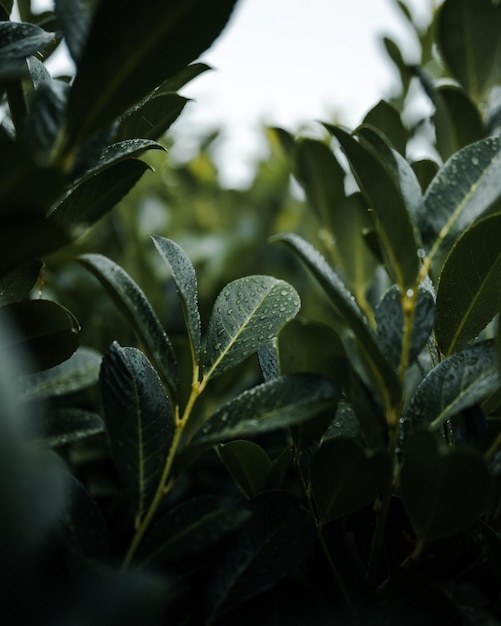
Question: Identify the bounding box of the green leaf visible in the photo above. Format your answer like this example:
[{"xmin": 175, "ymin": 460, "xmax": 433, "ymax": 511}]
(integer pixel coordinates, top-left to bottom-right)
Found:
[
  {"xmin": 50, "ymin": 159, "xmax": 151, "ymax": 230},
  {"xmin": 2, "ymin": 299, "xmax": 79, "ymax": 372},
  {"xmin": 382, "ymin": 36, "xmax": 412, "ymax": 96},
  {"xmin": 99, "ymin": 343, "xmax": 174, "ymax": 519},
  {"xmin": 0, "ymin": 259, "xmax": 42, "ymax": 305},
  {"xmin": 293, "ymin": 137, "xmax": 345, "ymax": 230},
  {"xmin": 433, "ymin": 85, "xmax": 485, "ymax": 161},
  {"xmin": 136, "ymin": 495, "xmax": 251, "ymax": 567},
  {"xmin": 311, "ymin": 438, "xmax": 392, "ymax": 523},
  {"xmin": 438, "ymin": 0, "xmax": 501, "ymax": 104},
  {"xmin": 273, "ymin": 233, "xmax": 401, "ymax": 405},
  {"xmin": 411, "ymin": 159, "xmax": 439, "ymax": 193},
  {"xmin": 203, "ymin": 275, "xmax": 300, "ymax": 381},
  {"xmin": 376, "ymin": 284, "xmax": 435, "ymax": 369},
  {"xmin": 39, "ymin": 409, "xmax": 104, "ymax": 448},
  {"xmin": 19, "ymin": 346, "xmax": 101, "ymax": 400},
  {"xmin": 192, "ymin": 374, "xmax": 339, "ymax": 450},
  {"xmin": 257, "ymin": 339, "xmax": 280, "ymax": 382},
  {"xmin": 363, "ymin": 99, "xmax": 407, "ymax": 155},
  {"xmin": 207, "ymin": 491, "xmax": 316, "ymax": 621},
  {"xmin": 326, "ymin": 124, "xmax": 421, "ymax": 289},
  {"xmin": 421, "ymin": 137, "xmax": 501, "ymax": 267},
  {"xmin": 116, "ymin": 93, "xmax": 188, "ymax": 142},
  {"xmin": 0, "ymin": 1, "xmax": 13, "ymax": 18},
  {"xmin": 65, "ymin": 0, "xmax": 238, "ymax": 149},
  {"xmin": 403, "ymin": 340, "xmax": 500, "ymax": 432},
  {"xmin": 151, "ymin": 236, "xmax": 201, "ymax": 365},
  {"xmin": 435, "ymin": 214, "xmax": 501, "ymax": 355},
  {"xmin": 54, "ymin": 0, "xmax": 90, "ymax": 63},
  {"xmin": 23, "ymin": 79, "xmax": 68, "ymax": 157},
  {"xmin": 154, "ymin": 61, "xmax": 211, "ymax": 93},
  {"xmin": 401, "ymin": 430, "xmax": 492, "ymax": 546},
  {"xmin": 217, "ymin": 440, "xmax": 271, "ymax": 498},
  {"xmin": 0, "ymin": 22, "xmax": 56, "ymax": 62},
  {"xmin": 78, "ymin": 253, "xmax": 179, "ymax": 397}
]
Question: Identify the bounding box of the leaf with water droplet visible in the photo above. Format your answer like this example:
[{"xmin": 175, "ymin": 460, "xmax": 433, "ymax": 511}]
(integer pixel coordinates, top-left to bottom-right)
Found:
[
  {"xmin": 203, "ymin": 275, "xmax": 300, "ymax": 381},
  {"xmin": 151, "ymin": 236, "xmax": 202, "ymax": 366},
  {"xmin": 435, "ymin": 214, "xmax": 501, "ymax": 356}
]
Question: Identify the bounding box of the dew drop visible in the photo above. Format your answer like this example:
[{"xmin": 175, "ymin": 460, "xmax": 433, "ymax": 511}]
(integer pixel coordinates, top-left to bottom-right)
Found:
[
  {"xmin": 471, "ymin": 156, "xmax": 479, "ymax": 166},
  {"xmin": 227, "ymin": 308, "xmax": 233, "ymax": 315},
  {"xmin": 406, "ymin": 289, "xmax": 414, "ymax": 298},
  {"xmin": 417, "ymin": 248, "xmax": 426, "ymax": 259},
  {"xmin": 215, "ymin": 343, "xmax": 222, "ymax": 350}
]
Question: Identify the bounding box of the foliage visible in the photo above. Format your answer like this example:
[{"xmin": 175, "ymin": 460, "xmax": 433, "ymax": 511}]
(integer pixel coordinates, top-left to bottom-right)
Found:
[{"xmin": 2, "ymin": 0, "xmax": 501, "ymax": 624}]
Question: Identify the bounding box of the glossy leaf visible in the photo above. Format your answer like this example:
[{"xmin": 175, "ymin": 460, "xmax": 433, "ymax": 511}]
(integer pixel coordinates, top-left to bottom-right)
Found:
[
  {"xmin": 293, "ymin": 137, "xmax": 345, "ymax": 230},
  {"xmin": 0, "ymin": 259, "xmax": 42, "ymax": 305},
  {"xmin": 152, "ymin": 236, "xmax": 201, "ymax": 364},
  {"xmin": 2, "ymin": 299, "xmax": 79, "ymax": 372},
  {"xmin": 155, "ymin": 61, "xmax": 211, "ymax": 93},
  {"xmin": 438, "ymin": 0, "xmax": 501, "ymax": 104},
  {"xmin": 273, "ymin": 233, "xmax": 401, "ymax": 404},
  {"xmin": 327, "ymin": 124, "xmax": 420, "ymax": 289},
  {"xmin": 99, "ymin": 343, "xmax": 174, "ymax": 519},
  {"xmin": 192, "ymin": 374, "xmax": 339, "ymax": 450},
  {"xmin": 40, "ymin": 409, "xmax": 104, "ymax": 448},
  {"xmin": 217, "ymin": 440, "xmax": 271, "ymax": 498},
  {"xmin": 54, "ymin": 0, "xmax": 90, "ymax": 63},
  {"xmin": 65, "ymin": 0, "xmax": 238, "ymax": 148},
  {"xmin": 363, "ymin": 99, "xmax": 407, "ymax": 155},
  {"xmin": 203, "ymin": 275, "xmax": 300, "ymax": 380},
  {"xmin": 136, "ymin": 495, "xmax": 251, "ymax": 567},
  {"xmin": 403, "ymin": 340, "xmax": 500, "ymax": 432},
  {"xmin": 78, "ymin": 253, "xmax": 179, "ymax": 396},
  {"xmin": 23, "ymin": 79, "xmax": 68, "ymax": 156},
  {"xmin": 435, "ymin": 214, "xmax": 501, "ymax": 355},
  {"xmin": 311, "ymin": 438, "xmax": 392, "ymax": 523},
  {"xmin": 257, "ymin": 339, "xmax": 280, "ymax": 382},
  {"xmin": 116, "ymin": 93, "xmax": 188, "ymax": 142},
  {"xmin": 19, "ymin": 346, "xmax": 102, "ymax": 400},
  {"xmin": 0, "ymin": 22, "xmax": 56, "ymax": 61},
  {"xmin": 421, "ymin": 135, "xmax": 501, "ymax": 267},
  {"xmin": 207, "ymin": 491, "xmax": 316, "ymax": 621},
  {"xmin": 433, "ymin": 85, "xmax": 485, "ymax": 161},
  {"xmin": 51, "ymin": 159, "xmax": 151, "ymax": 229},
  {"xmin": 376, "ymin": 284, "xmax": 435, "ymax": 369},
  {"xmin": 401, "ymin": 430, "xmax": 492, "ymax": 546}
]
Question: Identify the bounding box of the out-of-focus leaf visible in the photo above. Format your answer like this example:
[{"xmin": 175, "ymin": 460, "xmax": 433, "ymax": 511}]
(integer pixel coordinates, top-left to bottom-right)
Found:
[
  {"xmin": 55, "ymin": 0, "xmax": 90, "ymax": 63},
  {"xmin": 19, "ymin": 346, "xmax": 101, "ymax": 400},
  {"xmin": 152, "ymin": 236, "xmax": 201, "ymax": 365},
  {"xmin": 155, "ymin": 61, "xmax": 211, "ymax": 93},
  {"xmin": 217, "ymin": 440, "xmax": 271, "ymax": 498},
  {"xmin": 65, "ymin": 0, "xmax": 238, "ymax": 149},
  {"xmin": 203, "ymin": 275, "xmax": 300, "ymax": 381},
  {"xmin": 401, "ymin": 430, "xmax": 492, "ymax": 547},
  {"xmin": 382, "ymin": 36, "xmax": 412, "ymax": 95},
  {"xmin": 420, "ymin": 137, "xmax": 501, "ymax": 268},
  {"xmin": 273, "ymin": 233, "xmax": 401, "ymax": 405},
  {"xmin": 311, "ymin": 438, "xmax": 392, "ymax": 523},
  {"xmin": 23, "ymin": 79, "xmax": 68, "ymax": 156},
  {"xmin": 191, "ymin": 374, "xmax": 339, "ymax": 451},
  {"xmin": 438, "ymin": 0, "xmax": 501, "ymax": 104},
  {"xmin": 435, "ymin": 214, "xmax": 501, "ymax": 355},
  {"xmin": 411, "ymin": 159, "xmax": 439, "ymax": 193},
  {"xmin": 207, "ymin": 491, "xmax": 316, "ymax": 621},
  {"xmin": 0, "ymin": 259, "xmax": 42, "ymax": 305},
  {"xmin": 78, "ymin": 253, "xmax": 179, "ymax": 397},
  {"xmin": 116, "ymin": 93, "xmax": 188, "ymax": 142},
  {"xmin": 2, "ymin": 299, "xmax": 79, "ymax": 372},
  {"xmin": 99, "ymin": 343, "xmax": 174, "ymax": 520},
  {"xmin": 0, "ymin": 21, "xmax": 56, "ymax": 61},
  {"xmin": 433, "ymin": 85, "xmax": 485, "ymax": 161},
  {"xmin": 40, "ymin": 408, "xmax": 104, "ymax": 447},
  {"xmin": 363, "ymin": 99, "xmax": 407, "ymax": 155},
  {"xmin": 0, "ymin": 1, "xmax": 13, "ymax": 18},
  {"xmin": 136, "ymin": 495, "xmax": 251, "ymax": 567},
  {"xmin": 403, "ymin": 340, "xmax": 500, "ymax": 432}
]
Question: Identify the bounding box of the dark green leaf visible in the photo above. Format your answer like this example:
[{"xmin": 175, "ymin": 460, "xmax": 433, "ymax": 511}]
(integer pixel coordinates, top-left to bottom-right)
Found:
[
  {"xmin": 382, "ymin": 36, "xmax": 412, "ymax": 96},
  {"xmin": 411, "ymin": 159, "xmax": 439, "ymax": 193},
  {"xmin": 376, "ymin": 284, "xmax": 435, "ymax": 369},
  {"xmin": 136, "ymin": 495, "xmax": 251, "ymax": 567},
  {"xmin": 435, "ymin": 214, "xmax": 501, "ymax": 355},
  {"xmin": 39, "ymin": 408, "xmax": 104, "ymax": 447},
  {"xmin": 99, "ymin": 343, "xmax": 174, "ymax": 519},
  {"xmin": 0, "ymin": 259, "xmax": 42, "ymax": 305},
  {"xmin": 217, "ymin": 440, "xmax": 271, "ymax": 498},
  {"xmin": 311, "ymin": 438, "xmax": 392, "ymax": 523},
  {"xmin": 403, "ymin": 340, "xmax": 500, "ymax": 431},
  {"xmin": 151, "ymin": 236, "xmax": 201, "ymax": 364},
  {"xmin": 23, "ymin": 79, "xmax": 68, "ymax": 156},
  {"xmin": 26, "ymin": 56, "xmax": 50, "ymax": 88},
  {"xmin": 203, "ymin": 275, "xmax": 300, "ymax": 381},
  {"xmin": 273, "ymin": 233, "xmax": 401, "ymax": 405},
  {"xmin": 421, "ymin": 137, "xmax": 501, "ymax": 267},
  {"xmin": 116, "ymin": 93, "xmax": 188, "ymax": 142},
  {"xmin": 207, "ymin": 491, "xmax": 316, "ymax": 621},
  {"xmin": 65, "ymin": 0, "xmax": 238, "ymax": 149},
  {"xmin": 19, "ymin": 346, "xmax": 101, "ymax": 400},
  {"xmin": 293, "ymin": 137, "xmax": 345, "ymax": 230},
  {"xmin": 257, "ymin": 338, "xmax": 280, "ymax": 382},
  {"xmin": 0, "ymin": 1, "xmax": 13, "ymax": 18},
  {"xmin": 2, "ymin": 299, "xmax": 79, "ymax": 372},
  {"xmin": 363, "ymin": 99, "xmax": 407, "ymax": 155},
  {"xmin": 433, "ymin": 85, "xmax": 485, "ymax": 161},
  {"xmin": 401, "ymin": 430, "xmax": 492, "ymax": 546},
  {"xmin": 192, "ymin": 374, "xmax": 339, "ymax": 450},
  {"xmin": 0, "ymin": 21, "xmax": 56, "ymax": 61},
  {"xmin": 78, "ymin": 253, "xmax": 179, "ymax": 396},
  {"xmin": 51, "ymin": 159, "xmax": 151, "ymax": 230},
  {"xmin": 438, "ymin": 0, "xmax": 501, "ymax": 103},
  {"xmin": 326, "ymin": 124, "xmax": 420, "ymax": 289},
  {"xmin": 55, "ymin": 0, "xmax": 90, "ymax": 63},
  {"xmin": 154, "ymin": 61, "xmax": 211, "ymax": 93}
]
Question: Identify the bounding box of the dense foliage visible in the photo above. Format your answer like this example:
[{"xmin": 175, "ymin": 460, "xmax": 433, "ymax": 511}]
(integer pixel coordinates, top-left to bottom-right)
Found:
[{"xmin": 1, "ymin": 0, "xmax": 501, "ymax": 624}]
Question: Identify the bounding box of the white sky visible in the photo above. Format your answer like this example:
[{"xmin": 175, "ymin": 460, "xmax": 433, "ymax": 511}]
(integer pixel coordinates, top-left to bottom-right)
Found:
[{"xmin": 171, "ymin": 0, "xmax": 433, "ymax": 187}]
